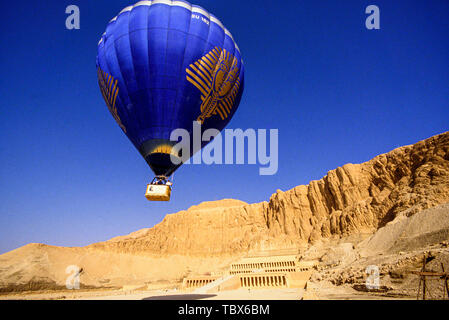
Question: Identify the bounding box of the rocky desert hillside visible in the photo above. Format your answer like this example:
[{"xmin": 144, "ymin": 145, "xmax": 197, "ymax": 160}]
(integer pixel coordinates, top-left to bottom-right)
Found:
[
  {"xmin": 91, "ymin": 131, "xmax": 449, "ymax": 254},
  {"xmin": 0, "ymin": 131, "xmax": 448, "ymax": 293}
]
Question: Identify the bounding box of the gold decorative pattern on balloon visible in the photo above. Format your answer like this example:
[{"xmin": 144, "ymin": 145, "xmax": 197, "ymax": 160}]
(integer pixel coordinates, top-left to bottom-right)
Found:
[
  {"xmin": 186, "ymin": 47, "xmax": 241, "ymax": 124},
  {"xmin": 97, "ymin": 67, "xmax": 126, "ymax": 133}
]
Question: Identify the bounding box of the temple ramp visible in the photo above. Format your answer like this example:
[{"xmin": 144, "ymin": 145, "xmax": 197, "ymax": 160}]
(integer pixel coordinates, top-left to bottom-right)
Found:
[{"xmin": 193, "ymin": 275, "xmax": 235, "ymax": 294}]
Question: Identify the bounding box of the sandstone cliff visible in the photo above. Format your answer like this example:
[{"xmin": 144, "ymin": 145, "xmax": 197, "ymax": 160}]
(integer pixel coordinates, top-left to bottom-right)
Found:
[
  {"xmin": 91, "ymin": 131, "xmax": 449, "ymax": 255},
  {"xmin": 1, "ymin": 132, "xmax": 448, "ymax": 291}
]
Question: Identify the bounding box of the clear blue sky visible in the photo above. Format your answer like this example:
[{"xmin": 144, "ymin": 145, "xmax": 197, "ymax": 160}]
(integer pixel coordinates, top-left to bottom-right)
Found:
[{"xmin": 0, "ymin": 0, "xmax": 447, "ymax": 254}]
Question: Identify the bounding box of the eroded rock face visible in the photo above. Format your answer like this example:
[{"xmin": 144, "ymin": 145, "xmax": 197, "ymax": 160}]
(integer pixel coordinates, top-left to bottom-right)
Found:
[
  {"xmin": 91, "ymin": 200, "xmax": 270, "ymax": 256},
  {"xmin": 92, "ymin": 132, "xmax": 449, "ymax": 256},
  {"xmin": 1, "ymin": 132, "xmax": 448, "ymax": 292}
]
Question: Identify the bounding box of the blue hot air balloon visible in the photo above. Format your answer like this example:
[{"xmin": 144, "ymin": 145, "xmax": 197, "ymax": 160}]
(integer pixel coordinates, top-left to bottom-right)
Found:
[{"xmin": 96, "ymin": 0, "xmax": 244, "ymax": 200}]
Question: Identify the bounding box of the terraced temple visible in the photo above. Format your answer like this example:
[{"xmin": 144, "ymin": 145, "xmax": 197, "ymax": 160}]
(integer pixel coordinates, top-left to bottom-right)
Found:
[{"xmin": 183, "ymin": 251, "xmax": 317, "ymax": 291}]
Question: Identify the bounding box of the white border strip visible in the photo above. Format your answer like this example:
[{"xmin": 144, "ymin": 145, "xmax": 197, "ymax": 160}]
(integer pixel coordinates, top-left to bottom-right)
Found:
[
  {"xmin": 191, "ymin": 6, "xmax": 209, "ymax": 19},
  {"xmin": 101, "ymin": 1, "xmax": 240, "ymax": 53}
]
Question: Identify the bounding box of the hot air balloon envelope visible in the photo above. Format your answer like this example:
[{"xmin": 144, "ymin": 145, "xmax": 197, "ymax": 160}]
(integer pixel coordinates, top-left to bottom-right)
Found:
[{"xmin": 96, "ymin": 0, "xmax": 244, "ymax": 178}]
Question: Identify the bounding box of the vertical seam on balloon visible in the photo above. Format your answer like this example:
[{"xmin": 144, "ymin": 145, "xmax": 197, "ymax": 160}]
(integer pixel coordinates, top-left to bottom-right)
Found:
[
  {"xmin": 219, "ymin": 35, "xmax": 239, "ymax": 121},
  {"xmin": 146, "ymin": 3, "xmax": 154, "ymax": 141},
  {"xmin": 172, "ymin": 3, "xmax": 192, "ymax": 136},
  {"xmin": 162, "ymin": 1, "xmax": 173, "ymax": 138},
  {"xmin": 232, "ymin": 64, "xmax": 244, "ymax": 121},
  {"xmin": 126, "ymin": 8, "xmax": 145, "ymax": 139},
  {"xmin": 192, "ymin": 9, "xmax": 214, "ymax": 128},
  {"xmin": 107, "ymin": 27, "xmax": 139, "ymax": 143},
  {"xmin": 226, "ymin": 37, "xmax": 239, "ymax": 119},
  {"xmin": 100, "ymin": 42, "xmax": 133, "ymax": 139}
]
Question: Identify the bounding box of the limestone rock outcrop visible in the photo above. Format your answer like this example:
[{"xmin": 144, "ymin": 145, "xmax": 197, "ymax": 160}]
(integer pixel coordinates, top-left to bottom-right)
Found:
[
  {"xmin": 91, "ymin": 131, "xmax": 449, "ymax": 255},
  {"xmin": 91, "ymin": 199, "xmax": 270, "ymax": 256},
  {"xmin": 1, "ymin": 132, "xmax": 448, "ymax": 292}
]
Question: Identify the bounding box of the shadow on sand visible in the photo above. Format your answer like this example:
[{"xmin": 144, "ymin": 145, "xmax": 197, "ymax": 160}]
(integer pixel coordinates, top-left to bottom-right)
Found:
[{"xmin": 142, "ymin": 294, "xmax": 217, "ymax": 300}]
